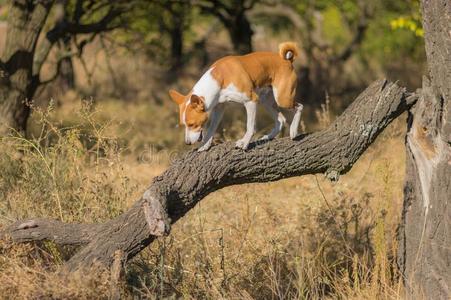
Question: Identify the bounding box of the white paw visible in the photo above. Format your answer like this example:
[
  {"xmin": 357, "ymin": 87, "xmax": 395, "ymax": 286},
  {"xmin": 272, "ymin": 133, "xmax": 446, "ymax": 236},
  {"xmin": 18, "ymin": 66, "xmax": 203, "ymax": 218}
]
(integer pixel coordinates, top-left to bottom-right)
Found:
[
  {"xmin": 235, "ymin": 138, "xmax": 250, "ymax": 150},
  {"xmin": 258, "ymin": 135, "xmax": 272, "ymax": 141},
  {"xmin": 197, "ymin": 142, "xmax": 212, "ymax": 152}
]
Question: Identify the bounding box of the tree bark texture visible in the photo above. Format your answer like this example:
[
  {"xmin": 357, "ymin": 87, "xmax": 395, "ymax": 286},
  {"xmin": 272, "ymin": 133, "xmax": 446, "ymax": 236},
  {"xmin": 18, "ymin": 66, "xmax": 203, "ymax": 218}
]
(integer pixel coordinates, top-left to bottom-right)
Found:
[
  {"xmin": 397, "ymin": 0, "xmax": 451, "ymax": 298},
  {"xmin": 0, "ymin": 0, "xmax": 54, "ymax": 135},
  {"xmin": 1, "ymin": 80, "xmax": 416, "ymax": 272}
]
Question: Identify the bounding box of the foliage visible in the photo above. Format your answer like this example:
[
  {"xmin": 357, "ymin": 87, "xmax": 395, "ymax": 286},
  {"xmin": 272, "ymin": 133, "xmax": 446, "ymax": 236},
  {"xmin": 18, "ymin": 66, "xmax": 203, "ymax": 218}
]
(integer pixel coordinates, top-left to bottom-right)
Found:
[
  {"xmin": 112, "ymin": 1, "xmax": 206, "ymax": 69},
  {"xmin": 360, "ymin": 0, "xmax": 425, "ymax": 70},
  {"xmin": 389, "ymin": 0, "xmax": 423, "ymax": 37},
  {"xmin": 260, "ymin": 0, "xmax": 424, "ymax": 63}
]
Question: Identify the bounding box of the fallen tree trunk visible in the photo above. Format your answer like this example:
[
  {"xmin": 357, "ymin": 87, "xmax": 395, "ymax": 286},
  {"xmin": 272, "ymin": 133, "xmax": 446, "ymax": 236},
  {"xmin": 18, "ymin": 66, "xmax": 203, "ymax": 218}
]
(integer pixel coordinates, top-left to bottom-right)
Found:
[{"xmin": 1, "ymin": 79, "xmax": 416, "ymax": 272}]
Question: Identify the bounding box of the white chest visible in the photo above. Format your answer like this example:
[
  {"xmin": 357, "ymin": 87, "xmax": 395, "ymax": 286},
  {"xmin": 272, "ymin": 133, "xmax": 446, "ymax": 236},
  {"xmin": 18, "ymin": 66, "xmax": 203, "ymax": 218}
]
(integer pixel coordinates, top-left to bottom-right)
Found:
[{"xmin": 192, "ymin": 68, "xmax": 221, "ymax": 110}]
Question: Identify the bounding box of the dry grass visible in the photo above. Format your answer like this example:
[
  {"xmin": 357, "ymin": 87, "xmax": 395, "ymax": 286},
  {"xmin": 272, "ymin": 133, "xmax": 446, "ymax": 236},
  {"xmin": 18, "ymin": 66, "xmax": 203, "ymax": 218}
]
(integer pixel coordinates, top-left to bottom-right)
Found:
[
  {"xmin": 0, "ymin": 26, "xmax": 411, "ymax": 299},
  {"xmin": 0, "ymin": 95, "xmax": 408, "ymax": 299}
]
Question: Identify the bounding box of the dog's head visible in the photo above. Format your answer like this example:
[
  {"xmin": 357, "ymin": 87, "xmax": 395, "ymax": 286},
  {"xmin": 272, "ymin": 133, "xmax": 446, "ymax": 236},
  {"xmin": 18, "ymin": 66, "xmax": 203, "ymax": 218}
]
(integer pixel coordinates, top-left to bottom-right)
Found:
[{"xmin": 169, "ymin": 89, "xmax": 208, "ymax": 145}]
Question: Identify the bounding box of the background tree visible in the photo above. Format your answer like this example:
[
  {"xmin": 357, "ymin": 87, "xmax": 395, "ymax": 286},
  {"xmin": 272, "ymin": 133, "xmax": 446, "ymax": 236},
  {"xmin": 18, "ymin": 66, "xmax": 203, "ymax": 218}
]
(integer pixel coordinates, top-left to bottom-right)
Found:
[
  {"xmin": 195, "ymin": 0, "xmax": 259, "ymax": 54},
  {"xmin": 0, "ymin": 0, "xmax": 129, "ymax": 135},
  {"xmin": 126, "ymin": 0, "xmax": 259, "ymax": 67},
  {"xmin": 252, "ymin": 0, "xmax": 424, "ymax": 107},
  {"xmin": 122, "ymin": 1, "xmax": 194, "ymax": 77},
  {"xmin": 397, "ymin": 0, "xmax": 450, "ymax": 297}
]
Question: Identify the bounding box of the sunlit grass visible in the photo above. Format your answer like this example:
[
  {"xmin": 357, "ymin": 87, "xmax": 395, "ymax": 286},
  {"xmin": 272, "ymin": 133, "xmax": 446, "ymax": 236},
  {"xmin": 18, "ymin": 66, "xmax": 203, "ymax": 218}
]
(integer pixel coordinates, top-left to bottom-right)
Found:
[{"xmin": 0, "ymin": 98, "xmax": 407, "ymax": 299}]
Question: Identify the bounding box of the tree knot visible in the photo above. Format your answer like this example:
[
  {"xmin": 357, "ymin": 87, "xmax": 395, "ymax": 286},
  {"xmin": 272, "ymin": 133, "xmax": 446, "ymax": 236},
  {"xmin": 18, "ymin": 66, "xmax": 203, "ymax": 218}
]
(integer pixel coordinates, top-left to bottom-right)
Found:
[
  {"xmin": 142, "ymin": 191, "xmax": 171, "ymax": 236},
  {"xmin": 16, "ymin": 220, "xmax": 38, "ymax": 230},
  {"xmin": 325, "ymin": 169, "xmax": 340, "ymax": 182}
]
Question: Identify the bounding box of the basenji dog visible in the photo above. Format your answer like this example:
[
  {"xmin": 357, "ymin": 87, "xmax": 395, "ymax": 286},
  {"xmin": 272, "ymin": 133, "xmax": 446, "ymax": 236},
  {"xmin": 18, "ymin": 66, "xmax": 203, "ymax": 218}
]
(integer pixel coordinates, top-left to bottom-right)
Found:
[{"xmin": 169, "ymin": 41, "xmax": 303, "ymax": 151}]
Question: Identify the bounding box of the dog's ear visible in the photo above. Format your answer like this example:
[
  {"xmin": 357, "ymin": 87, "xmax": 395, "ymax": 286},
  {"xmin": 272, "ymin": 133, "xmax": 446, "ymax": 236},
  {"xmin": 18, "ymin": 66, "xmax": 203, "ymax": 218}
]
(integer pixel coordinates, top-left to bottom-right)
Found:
[
  {"xmin": 169, "ymin": 89, "xmax": 185, "ymax": 105},
  {"xmin": 190, "ymin": 94, "xmax": 205, "ymax": 112}
]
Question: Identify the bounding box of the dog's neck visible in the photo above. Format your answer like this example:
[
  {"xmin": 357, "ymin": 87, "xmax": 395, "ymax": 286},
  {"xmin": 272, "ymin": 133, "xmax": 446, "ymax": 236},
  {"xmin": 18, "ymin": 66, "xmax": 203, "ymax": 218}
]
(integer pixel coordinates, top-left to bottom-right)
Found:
[{"xmin": 191, "ymin": 68, "xmax": 221, "ymax": 112}]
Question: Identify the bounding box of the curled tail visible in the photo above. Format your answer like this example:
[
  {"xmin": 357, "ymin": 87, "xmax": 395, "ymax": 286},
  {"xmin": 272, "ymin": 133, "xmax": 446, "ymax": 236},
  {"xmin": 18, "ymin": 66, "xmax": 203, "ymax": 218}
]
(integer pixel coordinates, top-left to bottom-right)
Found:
[{"xmin": 279, "ymin": 42, "xmax": 299, "ymax": 62}]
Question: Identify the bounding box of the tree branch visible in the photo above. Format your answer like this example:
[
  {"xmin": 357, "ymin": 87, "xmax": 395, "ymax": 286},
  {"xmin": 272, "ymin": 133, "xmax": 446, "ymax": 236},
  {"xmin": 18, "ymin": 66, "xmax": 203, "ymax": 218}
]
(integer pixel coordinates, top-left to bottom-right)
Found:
[
  {"xmin": 1, "ymin": 80, "xmax": 417, "ymax": 272},
  {"xmin": 33, "ymin": 0, "xmax": 67, "ymax": 77},
  {"xmin": 250, "ymin": 3, "xmax": 307, "ymax": 32},
  {"xmin": 194, "ymin": 0, "xmax": 231, "ymax": 24},
  {"xmin": 37, "ymin": 51, "xmax": 74, "ymax": 86},
  {"xmin": 32, "ymin": 1, "xmax": 125, "ymax": 88},
  {"xmin": 64, "ymin": 8, "xmax": 123, "ymax": 34},
  {"xmin": 2, "ymin": 219, "xmax": 102, "ymax": 245},
  {"xmin": 74, "ymin": 0, "xmax": 84, "ymax": 22}
]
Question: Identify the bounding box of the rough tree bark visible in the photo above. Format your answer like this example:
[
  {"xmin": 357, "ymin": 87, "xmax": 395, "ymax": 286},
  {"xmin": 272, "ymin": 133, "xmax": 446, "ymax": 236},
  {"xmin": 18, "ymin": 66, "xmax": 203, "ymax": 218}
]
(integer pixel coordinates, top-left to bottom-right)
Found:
[
  {"xmin": 397, "ymin": 0, "xmax": 451, "ymax": 298},
  {"xmin": 0, "ymin": 0, "xmax": 54, "ymax": 135},
  {"xmin": 1, "ymin": 80, "xmax": 417, "ymax": 272}
]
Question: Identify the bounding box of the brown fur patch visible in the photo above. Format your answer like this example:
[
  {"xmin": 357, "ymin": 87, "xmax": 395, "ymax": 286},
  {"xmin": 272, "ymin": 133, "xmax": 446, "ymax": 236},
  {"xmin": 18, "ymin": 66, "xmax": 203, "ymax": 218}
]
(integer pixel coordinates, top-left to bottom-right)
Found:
[
  {"xmin": 210, "ymin": 50, "xmax": 298, "ymax": 108},
  {"xmin": 169, "ymin": 89, "xmax": 185, "ymax": 105},
  {"xmin": 183, "ymin": 95, "xmax": 208, "ymax": 131}
]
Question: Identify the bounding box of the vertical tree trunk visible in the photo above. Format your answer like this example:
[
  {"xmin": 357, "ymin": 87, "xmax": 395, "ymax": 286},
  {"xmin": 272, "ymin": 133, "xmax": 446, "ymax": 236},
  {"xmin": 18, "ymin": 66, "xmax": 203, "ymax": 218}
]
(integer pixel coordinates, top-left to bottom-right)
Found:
[
  {"xmin": 58, "ymin": 55, "xmax": 75, "ymax": 91},
  {"xmin": 167, "ymin": 2, "xmax": 187, "ymax": 74},
  {"xmin": 169, "ymin": 24, "xmax": 184, "ymax": 73},
  {"xmin": 0, "ymin": 0, "xmax": 53, "ymax": 135},
  {"xmin": 398, "ymin": 0, "xmax": 451, "ymax": 298},
  {"xmin": 57, "ymin": 31, "xmax": 75, "ymax": 92},
  {"xmin": 226, "ymin": 12, "xmax": 253, "ymax": 54}
]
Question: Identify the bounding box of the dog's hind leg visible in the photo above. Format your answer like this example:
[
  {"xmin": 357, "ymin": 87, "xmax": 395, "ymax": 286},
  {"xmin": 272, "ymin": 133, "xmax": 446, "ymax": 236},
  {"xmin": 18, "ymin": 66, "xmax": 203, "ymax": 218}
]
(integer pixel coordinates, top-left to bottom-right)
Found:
[
  {"xmin": 272, "ymin": 73, "xmax": 302, "ymax": 139},
  {"xmin": 289, "ymin": 102, "xmax": 303, "ymax": 139},
  {"xmin": 259, "ymin": 90, "xmax": 286, "ymax": 141}
]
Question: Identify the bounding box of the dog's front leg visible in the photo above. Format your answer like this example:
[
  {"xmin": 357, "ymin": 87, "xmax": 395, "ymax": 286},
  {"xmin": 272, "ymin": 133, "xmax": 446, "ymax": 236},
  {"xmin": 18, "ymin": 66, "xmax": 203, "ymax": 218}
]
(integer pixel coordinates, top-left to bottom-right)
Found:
[
  {"xmin": 198, "ymin": 105, "xmax": 224, "ymax": 152},
  {"xmin": 236, "ymin": 101, "xmax": 257, "ymax": 150}
]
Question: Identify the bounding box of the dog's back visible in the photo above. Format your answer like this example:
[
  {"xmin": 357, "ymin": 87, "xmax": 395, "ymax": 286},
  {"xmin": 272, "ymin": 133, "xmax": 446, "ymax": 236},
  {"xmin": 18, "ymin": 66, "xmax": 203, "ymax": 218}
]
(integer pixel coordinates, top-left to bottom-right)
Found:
[
  {"xmin": 210, "ymin": 42, "xmax": 299, "ymax": 108},
  {"xmin": 211, "ymin": 52, "xmax": 292, "ymax": 90}
]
